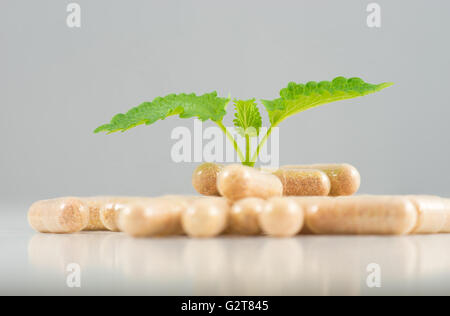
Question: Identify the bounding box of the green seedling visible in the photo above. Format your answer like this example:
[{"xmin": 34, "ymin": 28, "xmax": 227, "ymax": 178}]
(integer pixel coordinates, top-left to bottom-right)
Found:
[{"xmin": 95, "ymin": 76, "xmax": 393, "ymax": 166}]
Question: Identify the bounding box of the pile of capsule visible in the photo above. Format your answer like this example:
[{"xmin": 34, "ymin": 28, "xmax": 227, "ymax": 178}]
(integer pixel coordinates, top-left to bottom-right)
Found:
[{"xmin": 28, "ymin": 163, "xmax": 450, "ymax": 237}]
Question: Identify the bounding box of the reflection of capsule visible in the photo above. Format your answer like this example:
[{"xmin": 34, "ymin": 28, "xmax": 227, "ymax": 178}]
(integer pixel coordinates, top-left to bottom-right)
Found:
[
  {"xmin": 305, "ymin": 196, "xmax": 417, "ymax": 235},
  {"xmin": 282, "ymin": 164, "xmax": 361, "ymax": 196},
  {"xmin": 28, "ymin": 197, "xmax": 89, "ymax": 233},
  {"xmin": 217, "ymin": 164, "xmax": 283, "ymax": 201}
]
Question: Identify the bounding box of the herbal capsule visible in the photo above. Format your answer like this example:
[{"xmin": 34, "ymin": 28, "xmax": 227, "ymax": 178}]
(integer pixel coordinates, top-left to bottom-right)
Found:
[
  {"xmin": 441, "ymin": 199, "xmax": 450, "ymax": 233},
  {"xmin": 83, "ymin": 197, "xmax": 112, "ymax": 231},
  {"xmin": 229, "ymin": 198, "xmax": 266, "ymax": 235},
  {"xmin": 192, "ymin": 163, "xmax": 223, "ymax": 196},
  {"xmin": 306, "ymin": 196, "xmax": 417, "ymax": 235},
  {"xmin": 181, "ymin": 197, "xmax": 229, "ymax": 238},
  {"xmin": 258, "ymin": 197, "xmax": 304, "ymax": 237},
  {"xmin": 282, "ymin": 164, "xmax": 360, "ymax": 196},
  {"xmin": 272, "ymin": 168, "xmax": 331, "ymax": 196},
  {"xmin": 28, "ymin": 197, "xmax": 89, "ymax": 233},
  {"xmin": 119, "ymin": 197, "xmax": 192, "ymax": 237},
  {"xmin": 100, "ymin": 197, "xmax": 152, "ymax": 232},
  {"xmin": 408, "ymin": 196, "xmax": 447, "ymax": 234},
  {"xmin": 217, "ymin": 164, "xmax": 283, "ymax": 201}
]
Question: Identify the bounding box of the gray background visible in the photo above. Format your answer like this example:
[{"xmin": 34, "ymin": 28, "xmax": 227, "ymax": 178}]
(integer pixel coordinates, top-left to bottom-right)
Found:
[{"xmin": 1, "ymin": 0, "xmax": 449, "ymax": 204}]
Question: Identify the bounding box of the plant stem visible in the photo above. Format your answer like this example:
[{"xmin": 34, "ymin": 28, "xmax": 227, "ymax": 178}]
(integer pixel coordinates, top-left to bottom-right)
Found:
[
  {"xmin": 250, "ymin": 125, "xmax": 275, "ymax": 165},
  {"xmin": 215, "ymin": 121, "xmax": 245, "ymax": 163},
  {"xmin": 243, "ymin": 134, "xmax": 252, "ymax": 166}
]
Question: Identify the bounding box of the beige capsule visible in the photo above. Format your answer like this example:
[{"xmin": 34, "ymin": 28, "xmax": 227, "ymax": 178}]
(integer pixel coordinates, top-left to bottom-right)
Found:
[
  {"xmin": 258, "ymin": 197, "xmax": 304, "ymax": 237},
  {"xmin": 82, "ymin": 197, "xmax": 113, "ymax": 231},
  {"xmin": 229, "ymin": 198, "xmax": 266, "ymax": 235},
  {"xmin": 282, "ymin": 164, "xmax": 360, "ymax": 196},
  {"xmin": 306, "ymin": 196, "xmax": 418, "ymax": 235},
  {"xmin": 100, "ymin": 197, "xmax": 152, "ymax": 232},
  {"xmin": 441, "ymin": 198, "xmax": 450, "ymax": 233},
  {"xmin": 28, "ymin": 197, "xmax": 89, "ymax": 233},
  {"xmin": 181, "ymin": 197, "xmax": 230, "ymax": 238},
  {"xmin": 119, "ymin": 197, "xmax": 192, "ymax": 237},
  {"xmin": 217, "ymin": 164, "xmax": 283, "ymax": 201},
  {"xmin": 408, "ymin": 196, "xmax": 447, "ymax": 234},
  {"xmin": 272, "ymin": 168, "xmax": 331, "ymax": 196},
  {"xmin": 192, "ymin": 163, "xmax": 224, "ymax": 196}
]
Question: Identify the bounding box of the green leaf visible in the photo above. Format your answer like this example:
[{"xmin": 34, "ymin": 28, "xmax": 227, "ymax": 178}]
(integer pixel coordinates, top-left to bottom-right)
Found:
[
  {"xmin": 94, "ymin": 92, "xmax": 230, "ymax": 134},
  {"xmin": 233, "ymin": 99, "xmax": 262, "ymax": 137},
  {"xmin": 261, "ymin": 77, "xmax": 393, "ymax": 126}
]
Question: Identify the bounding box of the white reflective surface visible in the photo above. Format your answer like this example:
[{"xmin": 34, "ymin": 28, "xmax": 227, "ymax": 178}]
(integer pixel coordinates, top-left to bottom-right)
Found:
[{"xmin": 1, "ymin": 205, "xmax": 450, "ymax": 295}]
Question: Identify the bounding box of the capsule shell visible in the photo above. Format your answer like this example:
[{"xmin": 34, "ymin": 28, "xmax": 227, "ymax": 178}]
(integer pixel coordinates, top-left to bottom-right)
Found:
[
  {"xmin": 28, "ymin": 197, "xmax": 89, "ymax": 233},
  {"xmin": 119, "ymin": 198, "xmax": 191, "ymax": 237},
  {"xmin": 192, "ymin": 163, "xmax": 223, "ymax": 196},
  {"xmin": 273, "ymin": 168, "xmax": 331, "ymax": 196},
  {"xmin": 100, "ymin": 197, "xmax": 152, "ymax": 232},
  {"xmin": 181, "ymin": 197, "xmax": 230, "ymax": 238},
  {"xmin": 305, "ymin": 196, "xmax": 418, "ymax": 235},
  {"xmin": 282, "ymin": 164, "xmax": 360, "ymax": 196},
  {"xmin": 408, "ymin": 196, "xmax": 447, "ymax": 234},
  {"xmin": 229, "ymin": 198, "xmax": 265, "ymax": 235},
  {"xmin": 258, "ymin": 197, "xmax": 304, "ymax": 237},
  {"xmin": 82, "ymin": 197, "xmax": 112, "ymax": 231},
  {"xmin": 441, "ymin": 199, "xmax": 450, "ymax": 233},
  {"xmin": 217, "ymin": 164, "xmax": 283, "ymax": 201}
]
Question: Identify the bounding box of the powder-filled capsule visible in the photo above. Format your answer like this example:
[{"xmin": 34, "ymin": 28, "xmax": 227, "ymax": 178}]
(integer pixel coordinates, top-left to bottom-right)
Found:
[
  {"xmin": 258, "ymin": 197, "xmax": 304, "ymax": 237},
  {"xmin": 82, "ymin": 197, "xmax": 112, "ymax": 231},
  {"xmin": 229, "ymin": 198, "xmax": 266, "ymax": 235},
  {"xmin": 272, "ymin": 168, "xmax": 331, "ymax": 196},
  {"xmin": 100, "ymin": 197, "xmax": 152, "ymax": 232},
  {"xmin": 305, "ymin": 196, "xmax": 417, "ymax": 235},
  {"xmin": 282, "ymin": 164, "xmax": 360, "ymax": 196},
  {"xmin": 217, "ymin": 164, "xmax": 283, "ymax": 201},
  {"xmin": 181, "ymin": 197, "xmax": 230, "ymax": 238},
  {"xmin": 408, "ymin": 196, "xmax": 447, "ymax": 234},
  {"xmin": 440, "ymin": 198, "xmax": 450, "ymax": 233},
  {"xmin": 119, "ymin": 198, "xmax": 191, "ymax": 237},
  {"xmin": 192, "ymin": 163, "xmax": 224, "ymax": 196},
  {"xmin": 28, "ymin": 197, "xmax": 89, "ymax": 234}
]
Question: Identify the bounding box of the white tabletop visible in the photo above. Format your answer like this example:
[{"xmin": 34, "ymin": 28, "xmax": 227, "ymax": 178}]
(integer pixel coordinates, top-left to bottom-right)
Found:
[{"xmin": 1, "ymin": 204, "xmax": 450, "ymax": 296}]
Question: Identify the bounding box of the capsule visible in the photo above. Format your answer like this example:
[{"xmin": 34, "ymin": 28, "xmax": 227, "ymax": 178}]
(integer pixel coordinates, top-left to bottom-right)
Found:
[
  {"xmin": 181, "ymin": 197, "xmax": 229, "ymax": 238},
  {"xmin": 119, "ymin": 198, "xmax": 191, "ymax": 237},
  {"xmin": 28, "ymin": 197, "xmax": 89, "ymax": 233},
  {"xmin": 272, "ymin": 168, "xmax": 331, "ymax": 196},
  {"xmin": 282, "ymin": 164, "xmax": 360, "ymax": 196},
  {"xmin": 100, "ymin": 197, "xmax": 152, "ymax": 232},
  {"xmin": 217, "ymin": 164, "xmax": 283, "ymax": 201},
  {"xmin": 441, "ymin": 198, "xmax": 450, "ymax": 233},
  {"xmin": 82, "ymin": 197, "xmax": 111, "ymax": 231},
  {"xmin": 305, "ymin": 196, "xmax": 418, "ymax": 235},
  {"xmin": 229, "ymin": 198, "xmax": 266, "ymax": 235},
  {"xmin": 258, "ymin": 197, "xmax": 304, "ymax": 237},
  {"xmin": 192, "ymin": 163, "xmax": 223, "ymax": 196},
  {"xmin": 408, "ymin": 196, "xmax": 447, "ymax": 234}
]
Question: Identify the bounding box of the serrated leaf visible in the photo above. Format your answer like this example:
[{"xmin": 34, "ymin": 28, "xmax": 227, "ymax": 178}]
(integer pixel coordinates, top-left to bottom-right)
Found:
[
  {"xmin": 261, "ymin": 77, "xmax": 393, "ymax": 126},
  {"xmin": 94, "ymin": 92, "xmax": 230, "ymax": 134},
  {"xmin": 232, "ymin": 99, "xmax": 262, "ymax": 137}
]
